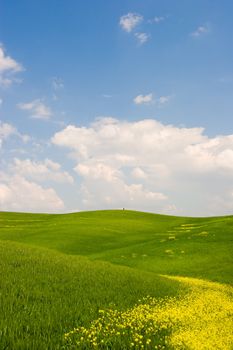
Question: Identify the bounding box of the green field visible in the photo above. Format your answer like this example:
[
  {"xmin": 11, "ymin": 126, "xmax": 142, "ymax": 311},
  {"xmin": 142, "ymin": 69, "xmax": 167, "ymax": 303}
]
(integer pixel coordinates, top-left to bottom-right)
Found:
[{"xmin": 0, "ymin": 210, "xmax": 232, "ymax": 349}]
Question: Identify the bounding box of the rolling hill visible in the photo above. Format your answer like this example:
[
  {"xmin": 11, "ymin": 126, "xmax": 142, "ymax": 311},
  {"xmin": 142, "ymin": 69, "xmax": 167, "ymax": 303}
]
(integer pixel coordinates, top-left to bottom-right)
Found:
[{"xmin": 0, "ymin": 210, "xmax": 232, "ymax": 349}]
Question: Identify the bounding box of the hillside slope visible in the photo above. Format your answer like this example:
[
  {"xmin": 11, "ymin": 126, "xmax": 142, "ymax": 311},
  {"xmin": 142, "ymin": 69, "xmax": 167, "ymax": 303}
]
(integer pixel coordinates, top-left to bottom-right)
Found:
[
  {"xmin": 0, "ymin": 210, "xmax": 232, "ymax": 283},
  {"xmin": 0, "ymin": 240, "xmax": 182, "ymax": 349},
  {"xmin": 0, "ymin": 210, "xmax": 232, "ymax": 349}
]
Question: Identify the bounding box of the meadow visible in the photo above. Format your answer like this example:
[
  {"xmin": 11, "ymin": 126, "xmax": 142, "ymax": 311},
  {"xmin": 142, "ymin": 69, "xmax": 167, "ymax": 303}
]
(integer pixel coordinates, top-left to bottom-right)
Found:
[{"xmin": 0, "ymin": 210, "xmax": 232, "ymax": 349}]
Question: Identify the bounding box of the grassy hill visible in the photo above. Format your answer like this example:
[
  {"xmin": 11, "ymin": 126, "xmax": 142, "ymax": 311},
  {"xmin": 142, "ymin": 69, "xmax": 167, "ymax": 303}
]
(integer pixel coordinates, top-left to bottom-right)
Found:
[{"xmin": 0, "ymin": 210, "xmax": 232, "ymax": 349}]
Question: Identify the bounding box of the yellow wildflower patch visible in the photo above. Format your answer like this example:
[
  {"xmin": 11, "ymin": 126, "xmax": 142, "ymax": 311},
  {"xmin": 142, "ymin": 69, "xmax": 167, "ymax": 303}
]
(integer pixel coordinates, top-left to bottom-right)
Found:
[{"xmin": 64, "ymin": 276, "xmax": 233, "ymax": 349}]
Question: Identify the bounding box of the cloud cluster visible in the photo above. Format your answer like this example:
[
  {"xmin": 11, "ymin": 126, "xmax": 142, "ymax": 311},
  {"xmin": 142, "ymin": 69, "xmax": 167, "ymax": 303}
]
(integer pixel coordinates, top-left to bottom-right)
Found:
[
  {"xmin": 191, "ymin": 25, "xmax": 209, "ymax": 37},
  {"xmin": 134, "ymin": 32, "xmax": 150, "ymax": 45},
  {"xmin": 18, "ymin": 99, "xmax": 52, "ymax": 120},
  {"xmin": 11, "ymin": 158, "xmax": 74, "ymax": 184},
  {"xmin": 0, "ymin": 45, "xmax": 23, "ymax": 87},
  {"xmin": 0, "ymin": 121, "xmax": 71, "ymax": 212},
  {"xmin": 0, "ymin": 155, "xmax": 74, "ymax": 212},
  {"xmin": 134, "ymin": 93, "xmax": 153, "ymax": 105},
  {"xmin": 0, "ymin": 122, "xmax": 16, "ymax": 147},
  {"xmin": 158, "ymin": 95, "xmax": 171, "ymax": 105},
  {"xmin": 119, "ymin": 13, "xmax": 150, "ymax": 46},
  {"xmin": 0, "ymin": 121, "xmax": 29, "ymax": 147},
  {"xmin": 52, "ymin": 117, "xmax": 233, "ymax": 215},
  {"xmin": 133, "ymin": 93, "xmax": 171, "ymax": 106},
  {"xmin": 120, "ymin": 13, "xmax": 210, "ymax": 45},
  {"xmin": 0, "ymin": 174, "xmax": 64, "ymax": 213},
  {"xmin": 119, "ymin": 13, "xmax": 143, "ymax": 32}
]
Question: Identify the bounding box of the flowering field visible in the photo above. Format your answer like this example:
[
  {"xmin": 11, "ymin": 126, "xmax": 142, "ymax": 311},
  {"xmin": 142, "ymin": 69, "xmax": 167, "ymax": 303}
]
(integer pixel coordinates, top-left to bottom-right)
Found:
[
  {"xmin": 65, "ymin": 276, "xmax": 233, "ymax": 349},
  {"xmin": 0, "ymin": 210, "xmax": 232, "ymax": 349}
]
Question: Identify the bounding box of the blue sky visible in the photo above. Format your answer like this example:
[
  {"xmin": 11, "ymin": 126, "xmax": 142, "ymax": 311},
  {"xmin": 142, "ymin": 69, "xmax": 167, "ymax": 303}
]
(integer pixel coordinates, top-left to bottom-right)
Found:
[{"xmin": 0, "ymin": 0, "xmax": 233, "ymax": 216}]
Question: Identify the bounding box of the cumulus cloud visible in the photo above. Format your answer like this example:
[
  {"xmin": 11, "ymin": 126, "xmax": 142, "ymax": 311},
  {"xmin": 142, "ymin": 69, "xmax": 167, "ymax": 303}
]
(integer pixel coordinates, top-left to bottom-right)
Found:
[
  {"xmin": 80, "ymin": 181, "xmax": 167, "ymax": 211},
  {"xmin": 131, "ymin": 167, "xmax": 147, "ymax": 179},
  {"xmin": 11, "ymin": 158, "xmax": 74, "ymax": 184},
  {"xmin": 0, "ymin": 121, "xmax": 30, "ymax": 147},
  {"xmin": 185, "ymin": 135, "xmax": 233, "ymax": 172},
  {"xmin": 51, "ymin": 117, "xmax": 233, "ymax": 216},
  {"xmin": 75, "ymin": 163, "xmax": 121, "ymax": 182},
  {"xmin": 119, "ymin": 13, "xmax": 143, "ymax": 32},
  {"xmin": 134, "ymin": 32, "xmax": 150, "ymax": 45},
  {"xmin": 0, "ymin": 174, "xmax": 64, "ymax": 213},
  {"xmin": 18, "ymin": 99, "xmax": 52, "ymax": 120},
  {"xmin": 134, "ymin": 93, "xmax": 153, "ymax": 105},
  {"xmin": 0, "ymin": 45, "xmax": 23, "ymax": 87},
  {"xmin": 191, "ymin": 25, "xmax": 209, "ymax": 37},
  {"xmin": 0, "ymin": 156, "xmax": 71, "ymax": 213},
  {"xmin": 76, "ymin": 163, "xmax": 166, "ymax": 211},
  {"xmin": 119, "ymin": 13, "xmax": 150, "ymax": 46}
]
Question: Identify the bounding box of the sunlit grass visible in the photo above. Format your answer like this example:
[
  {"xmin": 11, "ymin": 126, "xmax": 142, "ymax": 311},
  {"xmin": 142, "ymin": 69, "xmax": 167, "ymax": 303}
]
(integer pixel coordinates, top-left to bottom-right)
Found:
[{"xmin": 0, "ymin": 240, "xmax": 179, "ymax": 349}]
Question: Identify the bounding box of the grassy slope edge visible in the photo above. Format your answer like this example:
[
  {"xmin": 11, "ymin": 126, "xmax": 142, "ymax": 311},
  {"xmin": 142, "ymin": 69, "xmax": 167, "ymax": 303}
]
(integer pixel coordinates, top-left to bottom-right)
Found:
[{"xmin": 0, "ymin": 240, "xmax": 181, "ymax": 349}]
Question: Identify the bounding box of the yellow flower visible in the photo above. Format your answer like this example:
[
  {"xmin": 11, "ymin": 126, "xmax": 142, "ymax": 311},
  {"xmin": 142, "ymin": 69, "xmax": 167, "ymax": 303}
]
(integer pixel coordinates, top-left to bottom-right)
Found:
[{"xmin": 64, "ymin": 276, "xmax": 233, "ymax": 350}]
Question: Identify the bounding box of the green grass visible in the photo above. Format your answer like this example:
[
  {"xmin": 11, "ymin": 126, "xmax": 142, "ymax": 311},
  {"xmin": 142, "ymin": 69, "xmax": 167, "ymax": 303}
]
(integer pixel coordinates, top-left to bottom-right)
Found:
[{"xmin": 0, "ymin": 210, "xmax": 232, "ymax": 349}]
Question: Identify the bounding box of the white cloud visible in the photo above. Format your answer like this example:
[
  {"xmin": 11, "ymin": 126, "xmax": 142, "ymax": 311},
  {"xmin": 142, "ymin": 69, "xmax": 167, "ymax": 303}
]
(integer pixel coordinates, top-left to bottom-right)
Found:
[
  {"xmin": 119, "ymin": 13, "xmax": 143, "ymax": 32},
  {"xmin": 11, "ymin": 158, "xmax": 74, "ymax": 184},
  {"xmin": 0, "ymin": 121, "xmax": 16, "ymax": 140},
  {"xmin": 191, "ymin": 25, "xmax": 209, "ymax": 37},
  {"xmin": 0, "ymin": 121, "xmax": 30, "ymax": 148},
  {"xmin": 135, "ymin": 32, "xmax": 150, "ymax": 45},
  {"xmin": 0, "ymin": 45, "xmax": 23, "ymax": 87},
  {"xmin": 52, "ymin": 117, "xmax": 233, "ymax": 216},
  {"xmin": 78, "ymin": 173, "xmax": 167, "ymax": 211},
  {"xmin": 131, "ymin": 167, "xmax": 147, "ymax": 179},
  {"xmin": 75, "ymin": 163, "xmax": 121, "ymax": 182},
  {"xmin": 0, "ymin": 121, "xmax": 17, "ymax": 148},
  {"xmin": 0, "ymin": 46, "xmax": 22, "ymax": 73},
  {"xmin": 158, "ymin": 95, "xmax": 171, "ymax": 105},
  {"xmin": 134, "ymin": 94, "xmax": 171, "ymax": 106},
  {"xmin": 52, "ymin": 118, "xmax": 207, "ymax": 169},
  {"xmin": 0, "ymin": 156, "xmax": 71, "ymax": 213},
  {"xmin": 119, "ymin": 14, "xmax": 150, "ymax": 46},
  {"xmin": 185, "ymin": 135, "xmax": 233, "ymax": 172},
  {"xmin": 18, "ymin": 99, "xmax": 52, "ymax": 120},
  {"xmin": 0, "ymin": 174, "xmax": 64, "ymax": 213},
  {"xmin": 134, "ymin": 93, "xmax": 153, "ymax": 105}
]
